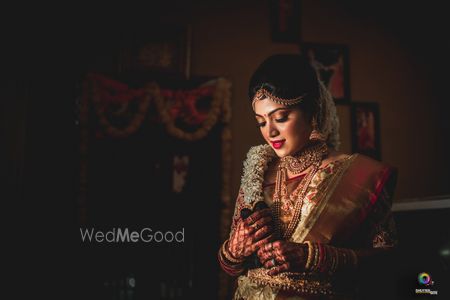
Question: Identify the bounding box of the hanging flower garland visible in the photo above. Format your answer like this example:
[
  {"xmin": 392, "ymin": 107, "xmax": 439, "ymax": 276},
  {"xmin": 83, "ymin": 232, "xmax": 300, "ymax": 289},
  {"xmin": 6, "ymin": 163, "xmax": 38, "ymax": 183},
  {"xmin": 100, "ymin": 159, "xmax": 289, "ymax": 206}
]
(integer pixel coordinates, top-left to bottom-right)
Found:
[
  {"xmin": 89, "ymin": 74, "xmax": 151, "ymax": 138},
  {"xmin": 88, "ymin": 73, "xmax": 231, "ymax": 141},
  {"xmin": 161, "ymin": 85, "xmax": 215, "ymax": 126},
  {"xmin": 149, "ymin": 78, "xmax": 231, "ymax": 141}
]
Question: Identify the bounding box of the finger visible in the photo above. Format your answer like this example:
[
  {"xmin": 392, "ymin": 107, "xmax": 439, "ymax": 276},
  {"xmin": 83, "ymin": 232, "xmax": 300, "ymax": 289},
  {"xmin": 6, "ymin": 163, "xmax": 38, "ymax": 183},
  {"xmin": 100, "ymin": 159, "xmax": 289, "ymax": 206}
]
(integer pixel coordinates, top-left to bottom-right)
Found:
[
  {"xmin": 268, "ymin": 262, "xmax": 290, "ymax": 276},
  {"xmin": 260, "ymin": 240, "xmax": 275, "ymax": 253},
  {"xmin": 274, "ymin": 243, "xmax": 306, "ymax": 262},
  {"xmin": 252, "ymin": 216, "xmax": 273, "ymax": 229},
  {"xmin": 236, "ymin": 225, "xmax": 256, "ymax": 240},
  {"xmin": 255, "ymin": 234, "xmax": 276, "ymax": 249},
  {"xmin": 248, "ymin": 218, "xmax": 271, "ymax": 233},
  {"xmin": 254, "ymin": 225, "xmax": 274, "ymax": 241},
  {"xmin": 264, "ymin": 257, "xmax": 278, "ymax": 269},
  {"xmin": 257, "ymin": 246, "xmax": 269, "ymax": 258},
  {"xmin": 271, "ymin": 240, "xmax": 284, "ymax": 250},
  {"xmin": 258, "ymin": 251, "xmax": 269, "ymax": 265},
  {"xmin": 252, "ymin": 208, "xmax": 272, "ymax": 220},
  {"xmin": 251, "ymin": 234, "xmax": 276, "ymax": 252},
  {"xmin": 272, "ymin": 247, "xmax": 287, "ymax": 258},
  {"xmin": 259, "ymin": 249, "xmax": 275, "ymax": 265},
  {"xmin": 274, "ymin": 252, "xmax": 287, "ymax": 264},
  {"xmin": 244, "ymin": 208, "xmax": 272, "ymax": 225},
  {"xmin": 242, "ymin": 224, "xmax": 256, "ymax": 235},
  {"xmin": 257, "ymin": 240, "xmax": 274, "ymax": 257}
]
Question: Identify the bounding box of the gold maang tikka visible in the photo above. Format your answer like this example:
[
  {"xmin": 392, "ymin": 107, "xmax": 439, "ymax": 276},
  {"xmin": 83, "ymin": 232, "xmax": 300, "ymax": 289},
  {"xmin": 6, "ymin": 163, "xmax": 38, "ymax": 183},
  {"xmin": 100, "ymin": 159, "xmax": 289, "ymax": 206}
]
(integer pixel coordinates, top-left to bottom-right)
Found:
[{"xmin": 252, "ymin": 88, "xmax": 305, "ymax": 110}]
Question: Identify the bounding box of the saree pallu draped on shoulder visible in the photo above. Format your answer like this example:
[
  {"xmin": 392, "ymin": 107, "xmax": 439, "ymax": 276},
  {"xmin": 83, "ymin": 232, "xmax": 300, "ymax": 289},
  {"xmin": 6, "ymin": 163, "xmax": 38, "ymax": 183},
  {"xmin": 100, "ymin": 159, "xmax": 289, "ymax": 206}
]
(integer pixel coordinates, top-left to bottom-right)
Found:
[
  {"xmin": 301, "ymin": 154, "xmax": 394, "ymax": 246},
  {"xmin": 235, "ymin": 154, "xmax": 396, "ymax": 300}
]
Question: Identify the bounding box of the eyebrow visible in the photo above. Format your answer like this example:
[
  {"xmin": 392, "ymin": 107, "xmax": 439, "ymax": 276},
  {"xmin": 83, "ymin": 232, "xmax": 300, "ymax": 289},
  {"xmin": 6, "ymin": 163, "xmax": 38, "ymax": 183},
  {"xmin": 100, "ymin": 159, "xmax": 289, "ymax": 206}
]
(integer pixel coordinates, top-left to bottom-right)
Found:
[{"xmin": 255, "ymin": 108, "xmax": 290, "ymax": 117}]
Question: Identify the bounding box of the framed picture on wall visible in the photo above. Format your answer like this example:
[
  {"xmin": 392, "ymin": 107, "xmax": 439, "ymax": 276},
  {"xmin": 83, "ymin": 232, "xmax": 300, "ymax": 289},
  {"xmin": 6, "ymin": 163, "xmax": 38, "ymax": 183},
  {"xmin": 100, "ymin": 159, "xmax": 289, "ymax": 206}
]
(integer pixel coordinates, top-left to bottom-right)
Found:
[
  {"xmin": 270, "ymin": 0, "xmax": 302, "ymax": 43},
  {"xmin": 351, "ymin": 102, "xmax": 381, "ymax": 160},
  {"xmin": 117, "ymin": 25, "xmax": 191, "ymax": 78},
  {"xmin": 299, "ymin": 43, "xmax": 350, "ymax": 103}
]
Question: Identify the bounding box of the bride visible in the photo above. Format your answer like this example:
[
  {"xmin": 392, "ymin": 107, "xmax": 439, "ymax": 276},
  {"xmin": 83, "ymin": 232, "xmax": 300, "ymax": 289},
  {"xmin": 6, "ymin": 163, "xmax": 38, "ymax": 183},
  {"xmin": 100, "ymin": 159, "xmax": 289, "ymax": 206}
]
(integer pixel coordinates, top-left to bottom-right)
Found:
[{"xmin": 218, "ymin": 54, "xmax": 398, "ymax": 299}]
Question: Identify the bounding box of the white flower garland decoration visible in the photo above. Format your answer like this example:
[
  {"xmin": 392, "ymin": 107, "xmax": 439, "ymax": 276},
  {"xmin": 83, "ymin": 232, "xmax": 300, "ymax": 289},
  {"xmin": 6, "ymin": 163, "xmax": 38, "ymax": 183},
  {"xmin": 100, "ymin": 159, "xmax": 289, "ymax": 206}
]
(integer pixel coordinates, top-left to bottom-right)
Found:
[{"xmin": 241, "ymin": 144, "xmax": 277, "ymax": 205}]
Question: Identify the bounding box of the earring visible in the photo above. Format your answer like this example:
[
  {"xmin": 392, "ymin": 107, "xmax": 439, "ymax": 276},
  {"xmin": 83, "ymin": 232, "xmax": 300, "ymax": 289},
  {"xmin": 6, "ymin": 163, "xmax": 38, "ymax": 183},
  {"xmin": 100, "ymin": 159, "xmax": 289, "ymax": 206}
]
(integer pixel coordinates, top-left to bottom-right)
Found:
[{"xmin": 310, "ymin": 118, "xmax": 325, "ymax": 142}]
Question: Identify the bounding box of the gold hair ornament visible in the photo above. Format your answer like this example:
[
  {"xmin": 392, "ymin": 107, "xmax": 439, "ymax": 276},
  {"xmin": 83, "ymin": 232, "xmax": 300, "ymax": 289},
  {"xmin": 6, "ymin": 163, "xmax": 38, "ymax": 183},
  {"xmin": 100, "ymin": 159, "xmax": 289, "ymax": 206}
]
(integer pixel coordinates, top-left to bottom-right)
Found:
[{"xmin": 252, "ymin": 88, "xmax": 305, "ymax": 110}]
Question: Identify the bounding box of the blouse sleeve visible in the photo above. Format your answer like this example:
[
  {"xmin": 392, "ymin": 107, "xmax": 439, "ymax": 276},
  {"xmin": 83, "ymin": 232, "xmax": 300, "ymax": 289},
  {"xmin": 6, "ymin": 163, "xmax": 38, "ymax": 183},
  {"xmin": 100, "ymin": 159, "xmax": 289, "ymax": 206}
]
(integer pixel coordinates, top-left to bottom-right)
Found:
[{"xmin": 228, "ymin": 188, "xmax": 246, "ymax": 239}]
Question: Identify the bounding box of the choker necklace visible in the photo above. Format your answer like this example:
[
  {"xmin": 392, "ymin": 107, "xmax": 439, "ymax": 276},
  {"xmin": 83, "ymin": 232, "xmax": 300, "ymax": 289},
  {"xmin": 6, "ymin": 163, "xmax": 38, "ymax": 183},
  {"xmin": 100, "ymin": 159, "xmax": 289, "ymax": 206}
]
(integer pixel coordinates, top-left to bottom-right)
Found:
[{"xmin": 278, "ymin": 142, "xmax": 329, "ymax": 174}]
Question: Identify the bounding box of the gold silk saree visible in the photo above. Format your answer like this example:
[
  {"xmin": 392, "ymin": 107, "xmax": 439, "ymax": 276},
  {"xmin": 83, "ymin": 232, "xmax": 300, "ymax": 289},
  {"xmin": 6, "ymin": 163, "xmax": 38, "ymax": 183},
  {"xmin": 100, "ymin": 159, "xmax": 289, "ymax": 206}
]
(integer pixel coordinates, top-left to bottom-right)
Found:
[{"xmin": 232, "ymin": 154, "xmax": 397, "ymax": 300}]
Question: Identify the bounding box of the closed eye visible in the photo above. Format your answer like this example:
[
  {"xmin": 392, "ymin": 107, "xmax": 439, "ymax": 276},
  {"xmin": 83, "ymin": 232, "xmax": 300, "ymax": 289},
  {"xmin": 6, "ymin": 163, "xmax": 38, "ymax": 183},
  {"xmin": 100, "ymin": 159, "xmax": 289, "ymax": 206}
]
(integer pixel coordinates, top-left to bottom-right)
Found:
[
  {"xmin": 275, "ymin": 116, "xmax": 288, "ymax": 122},
  {"xmin": 256, "ymin": 122, "xmax": 266, "ymax": 128}
]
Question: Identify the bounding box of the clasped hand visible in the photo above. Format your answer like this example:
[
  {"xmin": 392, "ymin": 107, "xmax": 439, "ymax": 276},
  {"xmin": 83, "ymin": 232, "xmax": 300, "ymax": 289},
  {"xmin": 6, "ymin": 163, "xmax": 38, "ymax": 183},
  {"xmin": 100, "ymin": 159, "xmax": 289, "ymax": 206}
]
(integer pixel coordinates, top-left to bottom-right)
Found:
[
  {"xmin": 228, "ymin": 208, "xmax": 275, "ymax": 259},
  {"xmin": 228, "ymin": 208, "xmax": 307, "ymax": 275},
  {"xmin": 257, "ymin": 240, "xmax": 308, "ymax": 275}
]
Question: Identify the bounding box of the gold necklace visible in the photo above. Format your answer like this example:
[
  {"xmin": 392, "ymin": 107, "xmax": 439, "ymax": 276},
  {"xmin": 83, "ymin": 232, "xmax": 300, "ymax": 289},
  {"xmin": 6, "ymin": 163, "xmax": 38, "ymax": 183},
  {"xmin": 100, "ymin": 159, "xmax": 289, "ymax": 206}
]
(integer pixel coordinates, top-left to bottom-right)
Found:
[
  {"xmin": 272, "ymin": 141, "xmax": 328, "ymax": 240},
  {"xmin": 278, "ymin": 141, "xmax": 328, "ymax": 174}
]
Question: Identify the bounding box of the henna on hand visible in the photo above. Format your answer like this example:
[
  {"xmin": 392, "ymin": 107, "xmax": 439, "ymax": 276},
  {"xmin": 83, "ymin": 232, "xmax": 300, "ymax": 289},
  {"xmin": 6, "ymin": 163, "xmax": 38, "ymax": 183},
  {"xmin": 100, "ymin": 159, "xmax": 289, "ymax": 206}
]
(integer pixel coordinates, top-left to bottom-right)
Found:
[
  {"xmin": 256, "ymin": 240, "xmax": 308, "ymax": 275},
  {"xmin": 228, "ymin": 208, "xmax": 275, "ymax": 259}
]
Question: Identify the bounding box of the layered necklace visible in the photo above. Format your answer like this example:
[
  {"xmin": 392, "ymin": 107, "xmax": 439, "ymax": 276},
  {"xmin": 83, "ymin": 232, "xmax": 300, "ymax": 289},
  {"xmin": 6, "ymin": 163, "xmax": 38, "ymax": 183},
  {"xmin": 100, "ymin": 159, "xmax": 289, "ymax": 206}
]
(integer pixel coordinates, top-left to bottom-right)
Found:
[{"xmin": 272, "ymin": 141, "xmax": 328, "ymax": 240}]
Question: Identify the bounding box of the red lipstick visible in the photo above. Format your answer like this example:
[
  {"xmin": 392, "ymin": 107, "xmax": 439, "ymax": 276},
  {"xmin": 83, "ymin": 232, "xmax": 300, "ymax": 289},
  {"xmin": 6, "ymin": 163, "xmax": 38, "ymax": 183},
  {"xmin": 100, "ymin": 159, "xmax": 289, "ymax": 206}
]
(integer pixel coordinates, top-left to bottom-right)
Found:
[{"xmin": 270, "ymin": 139, "xmax": 285, "ymax": 149}]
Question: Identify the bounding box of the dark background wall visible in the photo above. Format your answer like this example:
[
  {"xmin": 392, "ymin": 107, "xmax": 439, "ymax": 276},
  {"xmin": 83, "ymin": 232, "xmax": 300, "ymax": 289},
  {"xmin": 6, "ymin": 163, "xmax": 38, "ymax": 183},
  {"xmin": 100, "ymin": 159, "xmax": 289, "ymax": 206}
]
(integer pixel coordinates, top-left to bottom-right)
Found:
[{"xmin": 5, "ymin": 0, "xmax": 450, "ymax": 202}]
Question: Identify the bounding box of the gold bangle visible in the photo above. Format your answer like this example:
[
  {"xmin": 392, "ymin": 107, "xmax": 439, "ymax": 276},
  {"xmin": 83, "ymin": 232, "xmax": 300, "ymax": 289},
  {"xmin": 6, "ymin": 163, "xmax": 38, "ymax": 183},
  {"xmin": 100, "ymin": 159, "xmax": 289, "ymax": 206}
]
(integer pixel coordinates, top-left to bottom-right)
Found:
[
  {"xmin": 221, "ymin": 240, "xmax": 244, "ymax": 264},
  {"xmin": 305, "ymin": 241, "xmax": 314, "ymax": 270},
  {"xmin": 321, "ymin": 244, "xmax": 329, "ymax": 273},
  {"xmin": 330, "ymin": 246, "xmax": 337, "ymax": 273},
  {"xmin": 218, "ymin": 249, "xmax": 245, "ymax": 274},
  {"xmin": 313, "ymin": 242, "xmax": 320, "ymax": 271},
  {"xmin": 318, "ymin": 243, "xmax": 325, "ymax": 272}
]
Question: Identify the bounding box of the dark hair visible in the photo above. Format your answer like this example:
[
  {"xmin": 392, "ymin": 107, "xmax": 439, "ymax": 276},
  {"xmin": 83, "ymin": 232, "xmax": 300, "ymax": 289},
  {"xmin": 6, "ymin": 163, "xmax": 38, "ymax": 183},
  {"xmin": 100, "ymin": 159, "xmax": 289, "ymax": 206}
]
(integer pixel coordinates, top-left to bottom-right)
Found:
[{"xmin": 248, "ymin": 54, "xmax": 320, "ymax": 120}]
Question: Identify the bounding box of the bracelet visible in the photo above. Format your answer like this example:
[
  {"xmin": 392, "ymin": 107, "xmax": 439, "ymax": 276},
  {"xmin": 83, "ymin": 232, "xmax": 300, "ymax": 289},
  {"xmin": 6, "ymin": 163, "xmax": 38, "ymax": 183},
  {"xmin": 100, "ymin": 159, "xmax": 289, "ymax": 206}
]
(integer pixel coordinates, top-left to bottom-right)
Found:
[
  {"xmin": 221, "ymin": 240, "xmax": 245, "ymax": 264},
  {"xmin": 218, "ymin": 250, "xmax": 244, "ymax": 276},
  {"xmin": 304, "ymin": 242, "xmax": 359, "ymax": 274},
  {"xmin": 318, "ymin": 243, "xmax": 324, "ymax": 272},
  {"xmin": 320, "ymin": 243, "xmax": 328, "ymax": 273},
  {"xmin": 305, "ymin": 241, "xmax": 314, "ymax": 270},
  {"xmin": 313, "ymin": 242, "xmax": 320, "ymax": 271},
  {"xmin": 330, "ymin": 245, "xmax": 337, "ymax": 273}
]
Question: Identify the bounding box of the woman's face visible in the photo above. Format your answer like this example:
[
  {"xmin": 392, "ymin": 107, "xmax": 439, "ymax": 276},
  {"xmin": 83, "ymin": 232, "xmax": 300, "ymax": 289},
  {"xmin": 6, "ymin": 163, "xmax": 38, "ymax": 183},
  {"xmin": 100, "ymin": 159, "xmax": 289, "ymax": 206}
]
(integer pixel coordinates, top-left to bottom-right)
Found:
[{"xmin": 254, "ymin": 98, "xmax": 312, "ymax": 157}]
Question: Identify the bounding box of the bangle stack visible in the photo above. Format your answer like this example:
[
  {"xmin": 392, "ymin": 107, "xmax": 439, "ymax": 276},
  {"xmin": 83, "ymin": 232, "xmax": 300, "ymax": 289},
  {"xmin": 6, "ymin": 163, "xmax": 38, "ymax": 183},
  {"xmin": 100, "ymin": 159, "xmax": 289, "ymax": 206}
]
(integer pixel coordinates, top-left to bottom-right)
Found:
[
  {"xmin": 218, "ymin": 239, "xmax": 245, "ymax": 276},
  {"xmin": 304, "ymin": 241, "xmax": 359, "ymax": 274}
]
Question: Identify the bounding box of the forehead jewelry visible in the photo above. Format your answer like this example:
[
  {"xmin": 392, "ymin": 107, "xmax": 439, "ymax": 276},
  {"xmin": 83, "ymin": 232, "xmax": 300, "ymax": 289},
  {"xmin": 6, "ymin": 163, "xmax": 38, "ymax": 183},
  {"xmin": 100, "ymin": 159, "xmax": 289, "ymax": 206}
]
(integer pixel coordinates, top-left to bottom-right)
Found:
[{"xmin": 252, "ymin": 88, "xmax": 305, "ymax": 110}]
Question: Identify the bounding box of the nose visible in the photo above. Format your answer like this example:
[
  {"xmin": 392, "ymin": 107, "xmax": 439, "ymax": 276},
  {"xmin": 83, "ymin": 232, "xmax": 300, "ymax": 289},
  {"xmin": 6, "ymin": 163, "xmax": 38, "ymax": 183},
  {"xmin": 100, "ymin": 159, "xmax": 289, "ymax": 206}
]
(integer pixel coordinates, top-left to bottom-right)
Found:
[{"xmin": 268, "ymin": 122, "xmax": 279, "ymax": 138}]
